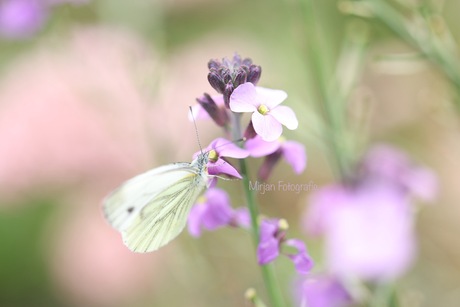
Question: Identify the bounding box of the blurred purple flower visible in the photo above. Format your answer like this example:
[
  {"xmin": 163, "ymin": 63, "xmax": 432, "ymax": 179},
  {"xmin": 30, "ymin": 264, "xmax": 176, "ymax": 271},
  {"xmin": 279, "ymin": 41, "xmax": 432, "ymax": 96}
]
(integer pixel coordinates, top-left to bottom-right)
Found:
[
  {"xmin": 229, "ymin": 82, "xmax": 298, "ymax": 141},
  {"xmin": 304, "ymin": 144, "xmax": 437, "ymax": 281},
  {"xmin": 245, "ymin": 136, "xmax": 307, "ymax": 180},
  {"xmin": 361, "ymin": 144, "xmax": 437, "ymax": 202},
  {"xmin": 295, "ymin": 275, "xmax": 352, "ymax": 307},
  {"xmin": 0, "ymin": 0, "xmax": 46, "ymax": 39},
  {"xmin": 0, "ymin": 0, "xmax": 89, "ymax": 39},
  {"xmin": 257, "ymin": 219, "xmax": 313, "ymax": 275},
  {"xmin": 187, "ymin": 188, "xmax": 250, "ymax": 237},
  {"xmin": 195, "ymin": 137, "xmax": 249, "ymax": 178}
]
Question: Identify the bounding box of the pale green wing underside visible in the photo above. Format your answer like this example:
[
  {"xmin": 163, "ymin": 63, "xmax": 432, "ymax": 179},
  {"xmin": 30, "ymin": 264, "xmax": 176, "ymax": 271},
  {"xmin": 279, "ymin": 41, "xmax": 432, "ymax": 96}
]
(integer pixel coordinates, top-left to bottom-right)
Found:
[{"xmin": 103, "ymin": 163, "xmax": 207, "ymax": 253}]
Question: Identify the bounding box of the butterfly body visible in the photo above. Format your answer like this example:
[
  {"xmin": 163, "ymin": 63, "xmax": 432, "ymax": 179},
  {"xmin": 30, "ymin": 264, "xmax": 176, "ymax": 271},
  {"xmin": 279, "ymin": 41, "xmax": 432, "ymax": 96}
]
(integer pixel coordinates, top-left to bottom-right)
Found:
[{"xmin": 103, "ymin": 152, "xmax": 209, "ymax": 253}]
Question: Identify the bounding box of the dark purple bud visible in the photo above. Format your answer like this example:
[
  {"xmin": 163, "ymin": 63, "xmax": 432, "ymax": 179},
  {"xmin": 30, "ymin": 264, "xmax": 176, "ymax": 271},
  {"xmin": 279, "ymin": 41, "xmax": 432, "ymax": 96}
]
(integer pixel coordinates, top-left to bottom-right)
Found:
[
  {"xmin": 234, "ymin": 68, "xmax": 247, "ymax": 88},
  {"xmin": 258, "ymin": 150, "xmax": 283, "ymax": 181},
  {"xmin": 247, "ymin": 65, "xmax": 262, "ymax": 85},
  {"xmin": 233, "ymin": 53, "xmax": 242, "ymax": 65},
  {"xmin": 222, "ymin": 69, "xmax": 232, "ymax": 84},
  {"xmin": 208, "ymin": 59, "xmax": 221, "ymax": 70},
  {"xmin": 242, "ymin": 58, "xmax": 253, "ymax": 66},
  {"xmin": 223, "ymin": 83, "xmax": 234, "ymax": 108},
  {"xmin": 196, "ymin": 93, "xmax": 229, "ymax": 127},
  {"xmin": 208, "ymin": 72, "xmax": 225, "ymax": 93},
  {"xmin": 244, "ymin": 121, "xmax": 258, "ymax": 140},
  {"xmin": 222, "ymin": 57, "xmax": 232, "ymax": 69}
]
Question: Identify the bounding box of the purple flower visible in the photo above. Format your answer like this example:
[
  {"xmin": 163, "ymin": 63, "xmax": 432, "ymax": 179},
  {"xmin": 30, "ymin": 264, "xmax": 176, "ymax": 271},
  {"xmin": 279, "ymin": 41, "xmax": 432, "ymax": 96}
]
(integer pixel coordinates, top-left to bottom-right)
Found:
[
  {"xmin": 189, "ymin": 94, "xmax": 228, "ymax": 127},
  {"xmin": 257, "ymin": 218, "xmax": 313, "ymax": 275},
  {"xmin": 187, "ymin": 188, "xmax": 250, "ymax": 237},
  {"xmin": 0, "ymin": 0, "xmax": 46, "ymax": 39},
  {"xmin": 360, "ymin": 144, "xmax": 437, "ymax": 202},
  {"xmin": 304, "ymin": 144, "xmax": 437, "ymax": 281},
  {"xmin": 245, "ymin": 136, "xmax": 307, "ymax": 180},
  {"xmin": 0, "ymin": 0, "xmax": 89, "ymax": 39},
  {"xmin": 230, "ymin": 82, "xmax": 298, "ymax": 142},
  {"xmin": 196, "ymin": 137, "xmax": 249, "ymax": 178},
  {"xmin": 294, "ymin": 275, "xmax": 353, "ymax": 307}
]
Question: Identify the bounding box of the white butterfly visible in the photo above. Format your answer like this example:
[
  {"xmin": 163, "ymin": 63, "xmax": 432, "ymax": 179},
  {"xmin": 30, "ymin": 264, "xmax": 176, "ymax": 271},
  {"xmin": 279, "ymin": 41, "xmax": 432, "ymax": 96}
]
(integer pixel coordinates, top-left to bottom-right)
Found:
[{"xmin": 103, "ymin": 152, "xmax": 210, "ymax": 253}]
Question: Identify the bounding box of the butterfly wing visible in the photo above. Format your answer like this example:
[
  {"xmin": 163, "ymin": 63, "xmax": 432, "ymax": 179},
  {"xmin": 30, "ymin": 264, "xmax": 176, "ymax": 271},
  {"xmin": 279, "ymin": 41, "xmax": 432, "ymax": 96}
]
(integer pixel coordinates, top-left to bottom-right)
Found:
[{"xmin": 103, "ymin": 163, "xmax": 207, "ymax": 252}]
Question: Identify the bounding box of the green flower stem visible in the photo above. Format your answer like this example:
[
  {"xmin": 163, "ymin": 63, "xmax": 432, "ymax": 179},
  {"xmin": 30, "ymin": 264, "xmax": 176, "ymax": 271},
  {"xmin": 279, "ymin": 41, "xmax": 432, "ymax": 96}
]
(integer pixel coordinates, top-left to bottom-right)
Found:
[
  {"xmin": 365, "ymin": 0, "xmax": 460, "ymax": 109},
  {"xmin": 300, "ymin": 0, "xmax": 353, "ymax": 180},
  {"xmin": 230, "ymin": 113, "xmax": 285, "ymax": 307}
]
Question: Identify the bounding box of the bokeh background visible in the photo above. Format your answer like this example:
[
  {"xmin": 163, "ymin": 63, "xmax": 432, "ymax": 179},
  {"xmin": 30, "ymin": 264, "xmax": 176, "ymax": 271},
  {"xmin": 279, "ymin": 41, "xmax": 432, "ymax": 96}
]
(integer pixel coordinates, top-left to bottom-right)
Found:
[{"xmin": 1, "ymin": 0, "xmax": 460, "ymax": 306}]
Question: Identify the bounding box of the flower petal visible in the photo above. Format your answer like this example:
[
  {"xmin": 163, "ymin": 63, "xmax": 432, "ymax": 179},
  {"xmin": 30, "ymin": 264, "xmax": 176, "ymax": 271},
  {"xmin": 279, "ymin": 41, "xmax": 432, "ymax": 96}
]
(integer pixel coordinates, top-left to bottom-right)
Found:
[
  {"xmin": 201, "ymin": 188, "xmax": 233, "ymax": 230},
  {"xmin": 255, "ymin": 86, "xmax": 288, "ymax": 109},
  {"xmin": 187, "ymin": 204, "xmax": 207, "ymax": 237},
  {"xmin": 403, "ymin": 167, "xmax": 437, "ymax": 202},
  {"xmin": 232, "ymin": 207, "xmax": 251, "ymax": 229},
  {"xmin": 282, "ymin": 141, "xmax": 307, "ymax": 174},
  {"xmin": 270, "ymin": 105, "xmax": 298, "ymax": 130},
  {"xmin": 208, "ymin": 159, "xmax": 242, "ymax": 178},
  {"xmin": 211, "ymin": 138, "xmax": 249, "ymax": 159},
  {"xmin": 285, "ymin": 239, "xmax": 314, "ymax": 274},
  {"xmin": 229, "ymin": 83, "xmax": 259, "ymax": 113},
  {"xmin": 252, "ymin": 112, "xmax": 282, "ymax": 142},
  {"xmin": 259, "ymin": 219, "xmax": 279, "ymax": 241},
  {"xmin": 257, "ymin": 237, "xmax": 280, "ymax": 265},
  {"xmin": 245, "ymin": 136, "xmax": 281, "ymax": 158}
]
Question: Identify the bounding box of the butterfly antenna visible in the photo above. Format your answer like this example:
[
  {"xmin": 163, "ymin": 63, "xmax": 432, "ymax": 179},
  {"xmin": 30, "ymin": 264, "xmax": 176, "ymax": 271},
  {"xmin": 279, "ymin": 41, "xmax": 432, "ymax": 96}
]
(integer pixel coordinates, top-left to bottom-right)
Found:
[{"xmin": 189, "ymin": 106, "xmax": 204, "ymax": 154}]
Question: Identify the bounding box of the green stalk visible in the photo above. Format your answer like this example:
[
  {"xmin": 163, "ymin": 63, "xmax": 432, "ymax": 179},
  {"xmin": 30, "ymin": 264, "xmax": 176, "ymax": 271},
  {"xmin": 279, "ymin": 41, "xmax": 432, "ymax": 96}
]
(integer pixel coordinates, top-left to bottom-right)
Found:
[
  {"xmin": 231, "ymin": 113, "xmax": 285, "ymax": 307},
  {"xmin": 366, "ymin": 0, "xmax": 460, "ymax": 108},
  {"xmin": 300, "ymin": 0, "xmax": 352, "ymax": 180}
]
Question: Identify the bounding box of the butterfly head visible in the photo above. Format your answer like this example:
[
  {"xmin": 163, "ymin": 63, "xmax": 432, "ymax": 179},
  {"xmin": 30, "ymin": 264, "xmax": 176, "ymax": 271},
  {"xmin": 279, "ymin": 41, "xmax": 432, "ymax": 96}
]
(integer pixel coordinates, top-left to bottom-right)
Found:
[{"xmin": 194, "ymin": 151, "xmax": 209, "ymax": 173}]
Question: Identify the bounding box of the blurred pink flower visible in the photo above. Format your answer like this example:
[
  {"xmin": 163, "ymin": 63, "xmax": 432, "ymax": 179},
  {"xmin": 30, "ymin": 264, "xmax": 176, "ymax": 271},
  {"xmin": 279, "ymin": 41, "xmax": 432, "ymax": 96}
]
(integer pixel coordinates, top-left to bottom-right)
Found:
[
  {"xmin": 294, "ymin": 274, "xmax": 353, "ymax": 307},
  {"xmin": 0, "ymin": 0, "xmax": 46, "ymax": 38},
  {"xmin": 47, "ymin": 195, "xmax": 164, "ymax": 306},
  {"xmin": 304, "ymin": 144, "xmax": 437, "ymax": 281},
  {"xmin": 0, "ymin": 27, "xmax": 156, "ymax": 204},
  {"xmin": 0, "ymin": 0, "xmax": 89, "ymax": 39},
  {"xmin": 360, "ymin": 144, "xmax": 437, "ymax": 202},
  {"xmin": 307, "ymin": 183, "xmax": 415, "ymax": 281}
]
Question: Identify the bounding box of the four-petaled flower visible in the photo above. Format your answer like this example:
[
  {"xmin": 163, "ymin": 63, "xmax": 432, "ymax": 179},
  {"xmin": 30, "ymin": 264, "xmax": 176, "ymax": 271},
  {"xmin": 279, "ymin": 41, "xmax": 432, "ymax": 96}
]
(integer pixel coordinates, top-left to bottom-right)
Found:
[
  {"xmin": 188, "ymin": 188, "xmax": 250, "ymax": 237},
  {"xmin": 230, "ymin": 82, "xmax": 298, "ymax": 142},
  {"xmin": 257, "ymin": 218, "xmax": 313, "ymax": 275},
  {"xmin": 245, "ymin": 135, "xmax": 307, "ymax": 180},
  {"xmin": 195, "ymin": 138, "xmax": 249, "ymax": 178}
]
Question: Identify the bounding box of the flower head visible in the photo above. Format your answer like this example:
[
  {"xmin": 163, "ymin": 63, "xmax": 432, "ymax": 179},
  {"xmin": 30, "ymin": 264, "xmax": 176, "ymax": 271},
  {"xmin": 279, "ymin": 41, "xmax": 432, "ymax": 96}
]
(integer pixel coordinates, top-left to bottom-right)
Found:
[
  {"xmin": 207, "ymin": 54, "xmax": 262, "ymax": 106},
  {"xmin": 230, "ymin": 82, "xmax": 298, "ymax": 141},
  {"xmin": 304, "ymin": 144, "xmax": 437, "ymax": 281},
  {"xmin": 187, "ymin": 188, "xmax": 250, "ymax": 237},
  {"xmin": 294, "ymin": 275, "xmax": 353, "ymax": 307},
  {"xmin": 245, "ymin": 136, "xmax": 307, "ymax": 180},
  {"xmin": 360, "ymin": 144, "xmax": 437, "ymax": 202},
  {"xmin": 0, "ymin": 0, "xmax": 46, "ymax": 39},
  {"xmin": 195, "ymin": 138, "xmax": 249, "ymax": 178},
  {"xmin": 257, "ymin": 218, "xmax": 313, "ymax": 275}
]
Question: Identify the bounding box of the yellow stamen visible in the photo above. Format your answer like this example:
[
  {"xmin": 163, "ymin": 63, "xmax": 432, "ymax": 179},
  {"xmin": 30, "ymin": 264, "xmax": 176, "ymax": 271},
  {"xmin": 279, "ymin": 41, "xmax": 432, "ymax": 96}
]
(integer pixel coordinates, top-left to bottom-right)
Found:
[
  {"xmin": 208, "ymin": 149, "xmax": 219, "ymax": 163},
  {"xmin": 257, "ymin": 104, "xmax": 269, "ymax": 115},
  {"xmin": 278, "ymin": 219, "xmax": 289, "ymax": 230},
  {"xmin": 244, "ymin": 288, "xmax": 257, "ymax": 301},
  {"xmin": 197, "ymin": 195, "xmax": 207, "ymax": 204}
]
